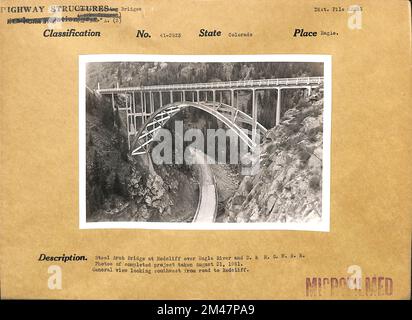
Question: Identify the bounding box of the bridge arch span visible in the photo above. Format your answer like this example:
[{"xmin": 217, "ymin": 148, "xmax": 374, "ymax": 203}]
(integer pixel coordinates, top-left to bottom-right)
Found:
[{"xmin": 130, "ymin": 101, "xmax": 267, "ymax": 156}]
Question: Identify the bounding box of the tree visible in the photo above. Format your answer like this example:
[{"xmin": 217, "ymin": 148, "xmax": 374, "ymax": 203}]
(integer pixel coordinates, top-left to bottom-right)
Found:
[
  {"xmin": 91, "ymin": 150, "xmax": 103, "ymax": 185},
  {"xmin": 113, "ymin": 172, "xmax": 123, "ymax": 196},
  {"xmin": 117, "ymin": 67, "xmax": 122, "ymax": 85},
  {"xmin": 119, "ymin": 136, "xmax": 129, "ymax": 162},
  {"xmin": 88, "ymin": 133, "xmax": 94, "ymax": 147},
  {"xmin": 86, "ymin": 91, "xmax": 97, "ymax": 115},
  {"xmin": 102, "ymin": 104, "xmax": 114, "ymax": 130},
  {"xmin": 114, "ymin": 108, "xmax": 122, "ymax": 130}
]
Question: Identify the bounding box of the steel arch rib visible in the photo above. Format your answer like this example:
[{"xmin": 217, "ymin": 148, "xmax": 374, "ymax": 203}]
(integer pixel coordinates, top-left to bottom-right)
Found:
[{"xmin": 130, "ymin": 101, "xmax": 267, "ymax": 156}]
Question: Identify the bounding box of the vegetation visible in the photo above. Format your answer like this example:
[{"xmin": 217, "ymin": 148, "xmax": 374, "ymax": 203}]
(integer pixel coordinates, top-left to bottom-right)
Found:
[{"xmin": 85, "ymin": 90, "xmax": 131, "ymax": 217}]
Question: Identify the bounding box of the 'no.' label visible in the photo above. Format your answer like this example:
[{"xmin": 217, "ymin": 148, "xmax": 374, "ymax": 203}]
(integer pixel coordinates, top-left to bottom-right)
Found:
[{"xmin": 136, "ymin": 30, "xmax": 151, "ymax": 38}]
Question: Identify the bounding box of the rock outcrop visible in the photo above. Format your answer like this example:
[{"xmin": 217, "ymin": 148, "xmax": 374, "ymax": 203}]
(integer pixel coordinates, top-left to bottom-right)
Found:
[
  {"xmin": 126, "ymin": 169, "xmax": 174, "ymax": 221},
  {"xmin": 224, "ymin": 96, "xmax": 324, "ymax": 223}
]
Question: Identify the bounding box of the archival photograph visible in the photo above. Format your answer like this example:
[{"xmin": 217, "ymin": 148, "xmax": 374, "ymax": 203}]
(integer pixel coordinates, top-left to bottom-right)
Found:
[{"xmin": 80, "ymin": 55, "xmax": 330, "ymax": 230}]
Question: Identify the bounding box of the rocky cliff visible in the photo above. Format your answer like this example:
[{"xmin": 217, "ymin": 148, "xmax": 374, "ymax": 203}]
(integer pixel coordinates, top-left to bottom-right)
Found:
[{"xmin": 224, "ymin": 95, "xmax": 324, "ymax": 223}]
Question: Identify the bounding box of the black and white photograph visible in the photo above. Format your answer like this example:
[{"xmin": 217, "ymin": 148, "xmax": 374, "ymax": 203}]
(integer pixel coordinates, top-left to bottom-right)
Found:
[{"xmin": 79, "ymin": 55, "xmax": 331, "ymax": 230}]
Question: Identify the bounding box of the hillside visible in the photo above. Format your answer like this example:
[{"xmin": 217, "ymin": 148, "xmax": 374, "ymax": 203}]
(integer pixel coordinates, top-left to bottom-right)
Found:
[{"xmin": 223, "ymin": 93, "xmax": 324, "ymax": 223}]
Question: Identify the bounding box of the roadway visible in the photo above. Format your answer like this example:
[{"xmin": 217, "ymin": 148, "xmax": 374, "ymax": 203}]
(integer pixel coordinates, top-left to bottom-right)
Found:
[{"xmin": 190, "ymin": 148, "xmax": 217, "ymax": 223}]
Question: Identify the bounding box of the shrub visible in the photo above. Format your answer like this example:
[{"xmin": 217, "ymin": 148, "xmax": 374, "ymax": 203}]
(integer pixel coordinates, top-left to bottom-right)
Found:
[
  {"xmin": 276, "ymin": 181, "xmax": 284, "ymax": 193},
  {"xmin": 266, "ymin": 143, "xmax": 277, "ymax": 154},
  {"xmin": 309, "ymin": 175, "xmax": 321, "ymax": 191},
  {"xmin": 245, "ymin": 180, "xmax": 254, "ymax": 193},
  {"xmin": 307, "ymin": 126, "xmax": 322, "ymax": 143},
  {"xmin": 102, "ymin": 105, "xmax": 114, "ymax": 130},
  {"xmin": 296, "ymin": 100, "xmax": 310, "ymax": 110},
  {"xmin": 298, "ymin": 149, "xmax": 311, "ymax": 163}
]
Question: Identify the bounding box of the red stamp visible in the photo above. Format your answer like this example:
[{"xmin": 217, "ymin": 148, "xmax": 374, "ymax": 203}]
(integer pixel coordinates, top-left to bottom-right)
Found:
[{"xmin": 305, "ymin": 265, "xmax": 393, "ymax": 297}]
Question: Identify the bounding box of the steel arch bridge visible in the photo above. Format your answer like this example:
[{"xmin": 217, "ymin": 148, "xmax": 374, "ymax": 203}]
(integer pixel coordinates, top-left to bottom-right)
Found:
[
  {"xmin": 130, "ymin": 101, "xmax": 268, "ymax": 155},
  {"xmin": 96, "ymin": 76, "xmax": 324, "ymax": 156}
]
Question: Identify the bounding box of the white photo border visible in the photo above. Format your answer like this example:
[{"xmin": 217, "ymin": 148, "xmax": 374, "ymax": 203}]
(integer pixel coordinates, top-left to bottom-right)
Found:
[{"xmin": 79, "ymin": 54, "xmax": 332, "ymax": 231}]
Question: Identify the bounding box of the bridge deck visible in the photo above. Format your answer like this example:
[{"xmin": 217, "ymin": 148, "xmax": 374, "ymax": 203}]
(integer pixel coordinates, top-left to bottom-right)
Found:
[{"xmin": 96, "ymin": 76, "xmax": 323, "ymax": 94}]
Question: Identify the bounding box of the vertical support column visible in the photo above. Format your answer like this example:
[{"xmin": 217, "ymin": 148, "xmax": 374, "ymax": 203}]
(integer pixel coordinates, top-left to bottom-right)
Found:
[
  {"xmin": 132, "ymin": 92, "xmax": 135, "ymax": 113},
  {"xmin": 111, "ymin": 93, "xmax": 115, "ymax": 111},
  {"xmin": 276, "ymin": 88, "xmax": 282, "ymax": 126},
  {"xmin": 150, "ymin": 91, "xmax": 154, "ymax": 113},
  {"xmin": 192, "ymin": 92, "xmax": 195, "ymax": 102},
  {"xmin": 307, "ymin": 86, "xmax": 312, "ymax": 97},
  {"xmin": 159, "ymin": 92, "xmax": 163, "ymax": 107},
  {"xmin": 143, "ymin": 92, "xmax": 147, "ymax": 143},
  {"xmin": 130, "ymin": 94, "xmax": 133, "ymax": 132},
  {"xmin": 143, "ymin": 92, "xmax": 147, "ymax": 119},
  {"xmin": 140, "ymin": 91, "xmax": 144, "ymax": 124},
  {"xmin": 230, "ymin": 89, "xmax": 235, "ymax": 120},
  {"xmin": 252, "ymin": 89, "xmax": 257, "ymax": 144},
  {"xmin": 140, "ymin": 91, "xmax": 143, "ymax": 112},
  {"xmin": 212, "ymin": 90, "xmax": 216, "ymax": 104},
  {"xmin": 181, "ymin": 91, "xmax": 184, "ymax": 102},
  {"xmin": 233, "ymin": 90, "xmax": 238, "ymax": 121},
  {"xmin": 170, "ymin": 91, "xmax": 173, "ymax": 103},
  {"xmin": 219, "ymin": 91, "xmax": 223, "ymax": 103},
  {"xmin": 125, "ymin": 95, "xmax": 131, "ymax": 149},
  {"xmin": 197, "ymin": 90, "xmax": 200, "ymax": 102},
  {"xmin": 132, "ymin": 92, "xmax": 136, "ymax": 134}
]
